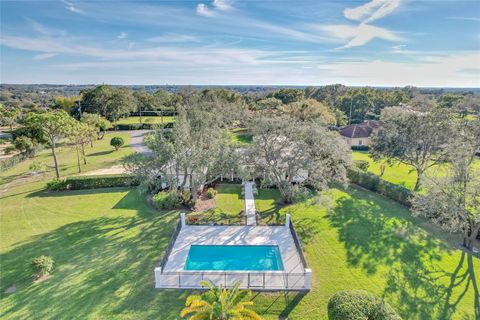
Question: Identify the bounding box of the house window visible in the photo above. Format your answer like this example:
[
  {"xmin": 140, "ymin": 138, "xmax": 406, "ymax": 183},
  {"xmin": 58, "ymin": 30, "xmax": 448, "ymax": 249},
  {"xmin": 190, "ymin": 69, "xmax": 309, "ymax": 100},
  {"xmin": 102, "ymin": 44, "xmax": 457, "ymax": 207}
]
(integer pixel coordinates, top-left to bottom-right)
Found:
[{"xmin": 359, "ymin": 140, "xmax": 363, "ymax": 145}]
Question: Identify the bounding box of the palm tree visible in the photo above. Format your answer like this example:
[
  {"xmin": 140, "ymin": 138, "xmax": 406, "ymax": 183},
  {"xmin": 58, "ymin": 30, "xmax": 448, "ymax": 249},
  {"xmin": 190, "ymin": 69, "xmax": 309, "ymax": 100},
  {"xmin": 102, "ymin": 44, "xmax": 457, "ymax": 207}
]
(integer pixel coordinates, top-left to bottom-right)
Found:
[{"xmin": 180, "ymin": 280, "xmax": 262, "ymax": 320}]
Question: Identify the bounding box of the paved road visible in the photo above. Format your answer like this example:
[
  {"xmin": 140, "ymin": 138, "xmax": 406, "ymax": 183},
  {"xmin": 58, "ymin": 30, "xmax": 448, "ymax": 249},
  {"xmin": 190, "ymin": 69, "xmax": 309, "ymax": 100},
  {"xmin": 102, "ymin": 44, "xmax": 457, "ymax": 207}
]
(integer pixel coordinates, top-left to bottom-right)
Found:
[{"xmin": 129, "ymin": 130, "xmax": 152, "ymax": 155}]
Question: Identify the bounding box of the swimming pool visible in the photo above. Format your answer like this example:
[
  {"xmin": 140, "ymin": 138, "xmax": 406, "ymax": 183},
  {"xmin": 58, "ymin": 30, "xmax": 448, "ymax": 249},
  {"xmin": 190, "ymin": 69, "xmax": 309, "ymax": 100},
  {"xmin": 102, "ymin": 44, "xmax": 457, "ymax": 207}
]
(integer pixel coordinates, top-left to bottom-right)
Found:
[{"xmin": 185, "ymin": 245, "xmax": 284, "ymax": 271}]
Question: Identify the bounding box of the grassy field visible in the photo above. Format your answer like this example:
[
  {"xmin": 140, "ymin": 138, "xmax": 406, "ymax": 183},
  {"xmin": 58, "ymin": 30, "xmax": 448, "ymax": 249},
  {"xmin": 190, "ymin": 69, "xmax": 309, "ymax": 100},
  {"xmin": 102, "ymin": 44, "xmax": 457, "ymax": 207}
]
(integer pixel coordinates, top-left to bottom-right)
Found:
[
  {"xmin": 1, "ymin": 142, "xmax": 478, "ymax": 319},
  {"xmin": 187, "ymin": 184, "xmax": 245, "ymax": 224},
  {"xmin": 116, "ymin": 116, "xmax": 175, "ymax": 125},
  {"xmin": 352, "ymin": 150, "xmax": 480, "ymax": 190},
  {"xmin": 0, "ymin": 131, "xmax": 132, "ymax": 186}
]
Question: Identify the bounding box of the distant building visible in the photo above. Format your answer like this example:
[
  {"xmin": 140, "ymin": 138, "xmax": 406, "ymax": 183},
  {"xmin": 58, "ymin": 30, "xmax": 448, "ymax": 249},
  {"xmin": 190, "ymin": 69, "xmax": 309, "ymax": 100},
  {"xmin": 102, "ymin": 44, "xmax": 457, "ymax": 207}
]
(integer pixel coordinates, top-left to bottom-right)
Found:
[{"xmin": 339, "ymin": 120, "xmax": 384, "ymax": 147}]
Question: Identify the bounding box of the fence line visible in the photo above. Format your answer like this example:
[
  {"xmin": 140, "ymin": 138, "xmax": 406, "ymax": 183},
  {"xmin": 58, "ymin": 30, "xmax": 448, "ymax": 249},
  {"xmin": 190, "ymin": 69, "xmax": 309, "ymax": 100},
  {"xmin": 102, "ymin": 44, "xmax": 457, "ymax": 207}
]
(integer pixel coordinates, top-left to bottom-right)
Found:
[
  {"xmin": 157, "ymin": 271, "xmax": 307, "ymax": 291},
  {"xmin": 289, "ymin": 221, "xmax": 309, "ymax": 269},
  {"xmin": 158, "ymin": 217, "xmax": 182, "ymax": 270}
]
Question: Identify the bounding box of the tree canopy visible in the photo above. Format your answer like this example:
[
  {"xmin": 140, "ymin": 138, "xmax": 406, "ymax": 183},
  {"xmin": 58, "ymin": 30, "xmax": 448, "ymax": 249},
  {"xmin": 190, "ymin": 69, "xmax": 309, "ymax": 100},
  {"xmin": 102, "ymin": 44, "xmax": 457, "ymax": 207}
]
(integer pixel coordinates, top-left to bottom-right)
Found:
[{"xmin": 247, "ymin": 115, "xmax": 351, "ymax": 203}]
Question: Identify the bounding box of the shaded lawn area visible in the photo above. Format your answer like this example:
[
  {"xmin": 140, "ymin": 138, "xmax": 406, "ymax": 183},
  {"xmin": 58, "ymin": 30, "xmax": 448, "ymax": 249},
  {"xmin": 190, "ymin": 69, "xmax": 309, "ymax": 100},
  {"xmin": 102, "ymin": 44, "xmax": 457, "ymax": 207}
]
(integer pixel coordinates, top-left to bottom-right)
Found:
[
  {"xmin": 1, "ymin": 176, "xmax": 478, "ymax": 319},
  {"xmin": 0, "ymin": 187, "xmax": 188, "ymax": 319},
  {"xmin": 187, "ymin": 184, "xmax": 245, "ymax": 225},
  {"xmin": 253, "ymin": 187, "xmax": 478, "ymax": 320},
  {"xmin": 352, "ymin": 151, "xmax": 419, "ymax": 189},
  {"xmin": 229, "ymin": 132, "xmax": 253, "ymax": 146},
  {"xmin": 0, "ymin": 131, "xmax": 132, "ymax": 186},
  {"xmin": 116, "ymin": 116, "xmax": 175, "ymax": 125},
  {"xmin": 352, "ymin": 151, "xmax": 480, "ymax": 190}
]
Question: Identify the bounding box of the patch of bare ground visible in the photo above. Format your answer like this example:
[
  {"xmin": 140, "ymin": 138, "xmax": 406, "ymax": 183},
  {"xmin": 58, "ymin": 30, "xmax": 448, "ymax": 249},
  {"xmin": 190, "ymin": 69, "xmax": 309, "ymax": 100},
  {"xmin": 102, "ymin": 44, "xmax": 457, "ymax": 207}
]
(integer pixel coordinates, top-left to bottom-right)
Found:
[{"xmin": 194, "ymin": 193, "xmax": 216, "ymax": 212}]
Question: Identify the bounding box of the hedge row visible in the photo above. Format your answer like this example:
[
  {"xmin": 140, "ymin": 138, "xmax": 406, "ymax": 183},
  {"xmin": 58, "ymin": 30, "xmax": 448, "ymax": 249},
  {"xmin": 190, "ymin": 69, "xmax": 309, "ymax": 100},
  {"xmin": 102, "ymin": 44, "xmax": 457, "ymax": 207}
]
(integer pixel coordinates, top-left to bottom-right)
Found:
[
  {"xmin": 130, "ymin": 111, "xmax": 178, "ymax": 117},
  {"xmin": 62, "ymin": 174, "xmax": 139, "ymax": 190},
  {"xmin": 347, "ymin": 168, "xmax": 412, "ymax": 207},
  {"xmin": 0, "ymin": 154, "xmax": 27, "ymax": 172},
  {"xmin": 45, "ymin": 174, "xmax": 139, "ymax": 191},
  {"xmin": 351, "ymin": 145, "xmax": 369, "ymax": 151},
  {"xmin": 328, "ymin": 290, "xmax": 402, "ymax": 320},
  {"xmin": 113, "ymin": 122, "xmax": 174, "ymax": 131}
]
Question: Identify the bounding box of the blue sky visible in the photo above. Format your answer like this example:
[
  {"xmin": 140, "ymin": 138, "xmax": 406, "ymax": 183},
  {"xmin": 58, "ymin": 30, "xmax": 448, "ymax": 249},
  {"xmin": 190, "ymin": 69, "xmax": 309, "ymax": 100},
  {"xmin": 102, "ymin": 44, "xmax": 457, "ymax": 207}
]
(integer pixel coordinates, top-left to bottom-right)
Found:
[{"xmin": 0, "ymin": 0, "xmax": 479, "ymax": 86}]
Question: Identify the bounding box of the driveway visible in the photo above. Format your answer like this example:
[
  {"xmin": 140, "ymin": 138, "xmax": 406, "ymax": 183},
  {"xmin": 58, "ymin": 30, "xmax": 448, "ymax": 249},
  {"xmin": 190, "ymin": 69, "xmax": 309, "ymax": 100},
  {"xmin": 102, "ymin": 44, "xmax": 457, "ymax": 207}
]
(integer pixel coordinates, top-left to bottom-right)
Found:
[{"xmin": 129, "ymin": 130, "xmax": 152, "ymax": 156}]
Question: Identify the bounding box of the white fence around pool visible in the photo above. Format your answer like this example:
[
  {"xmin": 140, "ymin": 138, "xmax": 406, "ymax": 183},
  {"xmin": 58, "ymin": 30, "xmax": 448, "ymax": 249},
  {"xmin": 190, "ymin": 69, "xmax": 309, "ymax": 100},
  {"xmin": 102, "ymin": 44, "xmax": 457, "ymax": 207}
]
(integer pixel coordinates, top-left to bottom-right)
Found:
[
  {"xmin": 155, "ymin": 270, "xmax": 310, "ymax": 291},
  {"xmin": 154, "ymin": 213, "xmax": 312, "ymax": 291}
]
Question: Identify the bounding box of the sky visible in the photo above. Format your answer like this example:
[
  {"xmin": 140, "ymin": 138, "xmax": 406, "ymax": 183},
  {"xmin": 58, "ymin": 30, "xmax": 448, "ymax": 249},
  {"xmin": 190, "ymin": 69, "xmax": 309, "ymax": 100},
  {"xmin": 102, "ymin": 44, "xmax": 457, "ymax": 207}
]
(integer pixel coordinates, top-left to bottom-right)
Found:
[{"xmin": 0, "ymin": 0, "xmax": 479, "ymax": 87}]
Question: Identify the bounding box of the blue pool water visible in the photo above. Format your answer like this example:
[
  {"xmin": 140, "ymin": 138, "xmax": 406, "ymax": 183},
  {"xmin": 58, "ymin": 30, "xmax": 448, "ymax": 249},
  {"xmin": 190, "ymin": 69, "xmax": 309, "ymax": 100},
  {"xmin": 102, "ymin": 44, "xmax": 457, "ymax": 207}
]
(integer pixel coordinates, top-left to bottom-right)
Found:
[{"xmin": 185, "ymin": 245, "xmax": 284, "ymax": 271}]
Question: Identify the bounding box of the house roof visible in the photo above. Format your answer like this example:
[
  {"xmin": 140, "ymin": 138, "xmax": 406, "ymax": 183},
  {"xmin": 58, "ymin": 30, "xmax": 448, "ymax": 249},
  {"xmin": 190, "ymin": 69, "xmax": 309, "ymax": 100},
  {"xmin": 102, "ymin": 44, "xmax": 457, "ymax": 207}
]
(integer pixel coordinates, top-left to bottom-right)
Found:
[{"xmin": 339, "ymin": 120, "xmax": 384, "ymax": 138}]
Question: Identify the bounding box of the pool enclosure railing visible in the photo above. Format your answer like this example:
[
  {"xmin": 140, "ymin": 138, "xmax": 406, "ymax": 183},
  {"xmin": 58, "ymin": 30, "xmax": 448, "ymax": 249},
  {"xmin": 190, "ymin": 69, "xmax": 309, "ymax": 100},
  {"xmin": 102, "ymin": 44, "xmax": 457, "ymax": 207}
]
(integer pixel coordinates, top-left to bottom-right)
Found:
[
  {"xmin": 156, "ymin": 270, "xmax": 308, "ymax": 291},
  {"xmin": 154, "ymin": 213, "xmax": 312, "ymax": 291},
  {"xmin": 158, "ymin": 218, "xmax": 182, "ymax": 271}
]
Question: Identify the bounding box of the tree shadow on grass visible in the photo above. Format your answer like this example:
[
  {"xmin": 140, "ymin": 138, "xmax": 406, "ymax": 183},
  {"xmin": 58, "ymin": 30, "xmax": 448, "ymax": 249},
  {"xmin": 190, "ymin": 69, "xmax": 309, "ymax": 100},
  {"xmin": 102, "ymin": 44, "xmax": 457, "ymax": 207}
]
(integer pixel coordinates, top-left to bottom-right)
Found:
[
  {"xmin": 26, "ymin": 186, "xmax": 132, "ymax": 198},
  {"xmin": 87, "ymin": 150, "xmax": 115, "ymax": 157},
  {"xmin": 0, "ymin": 211, "xmax": 189, "ymax": 319},
  {"xmin": 328, "ymin": 188, "xmax": 478, "ymax": 319}
]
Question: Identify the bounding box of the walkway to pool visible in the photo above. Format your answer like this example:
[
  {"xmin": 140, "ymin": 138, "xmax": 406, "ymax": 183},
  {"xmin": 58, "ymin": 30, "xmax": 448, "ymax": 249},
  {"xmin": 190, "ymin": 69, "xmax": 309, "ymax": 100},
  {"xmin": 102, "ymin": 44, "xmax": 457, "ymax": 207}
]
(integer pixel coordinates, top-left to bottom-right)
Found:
[
  {"xmin": 244, "ymin": 181, "xmax": 256, "ymax": 226},
  {"xmin": 155, "ymin": 214, "xmax": 311, "ymax": 291}
]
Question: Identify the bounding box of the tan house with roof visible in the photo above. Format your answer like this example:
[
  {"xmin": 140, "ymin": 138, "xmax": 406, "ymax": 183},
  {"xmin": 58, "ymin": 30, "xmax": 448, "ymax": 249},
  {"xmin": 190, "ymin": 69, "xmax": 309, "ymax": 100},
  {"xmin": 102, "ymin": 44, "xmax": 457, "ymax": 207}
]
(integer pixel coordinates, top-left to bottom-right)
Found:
[{"xmin": 339, "ymin": 120, "xmax": 384, "ymax": 147}]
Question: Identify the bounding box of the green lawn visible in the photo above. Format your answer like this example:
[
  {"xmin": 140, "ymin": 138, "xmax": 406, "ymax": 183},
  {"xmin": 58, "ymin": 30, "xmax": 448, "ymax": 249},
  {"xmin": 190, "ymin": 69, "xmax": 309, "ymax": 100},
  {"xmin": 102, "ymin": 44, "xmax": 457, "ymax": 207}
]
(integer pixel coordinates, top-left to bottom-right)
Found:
[
  {"xmin": 352, "ymin": 151, "xmax": 419, "ymax": 189},
  {"xmin": 187, "ymin": 184, "xmax": 245, "ymax": 224},
  {"xmin": 116, "ymin": 116, "xmax": 175, "ymax": 125},
  {"xmin": 0, "ymin": 131, "xmax": 132, "ymax": 186},
  {"xmin": 1, "ymin": 150, "xmax": 478, "ymax": 319},
  {"xmin": 353, "ymin": 151, "xmax": 480, "ymax": 190}
]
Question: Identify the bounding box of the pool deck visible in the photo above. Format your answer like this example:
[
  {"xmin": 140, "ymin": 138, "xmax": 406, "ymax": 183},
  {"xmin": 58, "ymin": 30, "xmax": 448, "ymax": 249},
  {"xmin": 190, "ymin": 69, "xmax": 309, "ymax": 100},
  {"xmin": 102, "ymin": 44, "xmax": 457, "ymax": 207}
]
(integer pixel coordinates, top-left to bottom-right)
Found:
[
  {"xmin": 163, "ymin": 225, "xmax": 304, "ymax": 273},
  {"xmin": 155, "ymin": 217, "xmax": 311, "ymax": 290}
]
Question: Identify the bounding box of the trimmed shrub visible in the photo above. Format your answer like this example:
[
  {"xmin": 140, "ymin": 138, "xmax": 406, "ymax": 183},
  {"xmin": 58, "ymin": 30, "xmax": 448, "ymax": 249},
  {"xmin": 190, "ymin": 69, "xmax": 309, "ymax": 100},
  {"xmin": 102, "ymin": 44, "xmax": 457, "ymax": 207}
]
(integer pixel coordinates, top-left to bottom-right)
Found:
[
  {"xmin": 205, "ymin": 187, "xmax": 217, "ymax": 199},
  {"xmin": 31, "ymin": 256, "xmax": 54, "ymax": 277},
  {"xmin": 180, "ymin": 189, "xmax": 192, "ymax": 206},
  {"xmin": 351, "ymin": 145, "xmax": 369, "ymax": 151},
  {"xmin": 46, "ymin": 179, "xmax": 69, "ymax": 191},
  {"xmin": 14, "ymin": 136, "xmax": 42, "ymax": 157},
  {"xmin": 328, "ymin": 290, "xmax": 402, "ymax": 320},
  {"xmin": 110, "ymin": 137, "xmax": 124, "ymax": 150},
  {"xmin": 152, "ymin": 190, "xmax": 182, "ymax": 210},
  {"xmin": 0, "ymin": 154, "xmax": 26, "ymax": 172},
  {"xmin": 4, "ymin": 145, "xmax": 16, "ymax": 155},
  {"xmin": 66, "ymin": 174, "xmax": 139, "ymax": 190},
  {"xmin": 353, "ymin": 160, "xmax": 370, "ymax": 171},
  {"xmin": 347, "ymin": 168, "xmax": 412, "ymax": 207},
  {"xmin": 113, "ymin": 122, "xmax": 174, "ymax": 131}
]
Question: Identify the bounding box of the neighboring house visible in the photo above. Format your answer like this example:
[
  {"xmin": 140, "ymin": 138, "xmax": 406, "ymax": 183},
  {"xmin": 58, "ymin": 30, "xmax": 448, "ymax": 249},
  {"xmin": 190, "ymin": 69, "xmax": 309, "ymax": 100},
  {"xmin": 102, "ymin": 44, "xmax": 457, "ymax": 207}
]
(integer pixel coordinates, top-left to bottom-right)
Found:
[{"xmin": 339, "ymin": 120, "xmax": 384, "ymax": 147}]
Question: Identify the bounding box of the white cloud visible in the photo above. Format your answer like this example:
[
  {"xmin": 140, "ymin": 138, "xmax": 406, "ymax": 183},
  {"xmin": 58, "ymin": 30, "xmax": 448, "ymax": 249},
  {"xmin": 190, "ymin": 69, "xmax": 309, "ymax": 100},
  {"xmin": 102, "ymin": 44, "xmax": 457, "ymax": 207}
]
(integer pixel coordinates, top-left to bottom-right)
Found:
[
  {"xmin": 196, "ymin": 3, "xmax": 215, "ymax": 17},
  {"xmin": 320, "ymin": 0, "xmax": 403, "ymax": 49},
  {"xmin": 213, "ymin": 0, "xmax": 233, "ymax": 11},
  {"xmin": 117, "ymin": 32, "xmax": 128, "ymax": 39},
  {"xmin": 447, "ymin": 16, "xmax": 480, "ymax": 22},
  {"xmin": 28, "ymin": 19, "xmax": 68, "ymax": 37},
  {"xmin": 147, "ymin": 33, "xmax": 199, "ymax": 43},
  {"xmin": 33, "ymin": 53, "xmax": 58, "ymax": 61},
  {"xmin": 344, "ymin": 0, "xmax": 384, "ymax": 21},
  {"xmin": 317, "ymin": 23, "xmax": 403, "ymax": 48},
  {"xmin": 318, "ymin": 53, "xmax": 480, "ymax": 87},
  {"xmin": 344, "ymin": 0, "xmax": 400, "ymax": 23},
  {"xmin": 391, "ymin": 44, "xmax": 406, "ymax": 50},
  {"xmin": 62, "ymin": 0, "xmax": 84, "ymax": 14},
  {"xmin": 197, "ymin": 0, "xmax": 233, "ymax": 17}
]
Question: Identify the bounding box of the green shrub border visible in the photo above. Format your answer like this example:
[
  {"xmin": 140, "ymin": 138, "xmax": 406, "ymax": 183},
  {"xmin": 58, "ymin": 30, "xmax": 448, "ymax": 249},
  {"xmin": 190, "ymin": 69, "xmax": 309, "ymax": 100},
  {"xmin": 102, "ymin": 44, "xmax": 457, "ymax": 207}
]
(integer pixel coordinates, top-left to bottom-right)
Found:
[
  {"xmin": 347, "ymin": 168, "xmax": 412, "ymax": 207},
  {"xmin": 0, "ymin": 153, "xmax": 27, "ymax": 172},
  {"xmin": 66, "ymin": 174, "xmax": 139, "ymax": 190},
  {"xmin": 45, "ymin": 174, "xmax": 139, "ymax": 191},
  {"xmin": 112, "ymin": 122, "xmax": 174, "ymax": 131},
  {"xmin": 351, "ymin": 145, "xmax": 369, "ymax": 151}
]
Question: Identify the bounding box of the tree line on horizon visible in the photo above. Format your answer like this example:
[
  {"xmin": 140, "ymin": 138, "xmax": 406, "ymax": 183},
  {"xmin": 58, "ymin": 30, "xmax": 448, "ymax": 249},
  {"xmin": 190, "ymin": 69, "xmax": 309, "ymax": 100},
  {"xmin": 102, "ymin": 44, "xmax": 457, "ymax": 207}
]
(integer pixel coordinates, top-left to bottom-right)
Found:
[{"xmin": 1, "ymin": 84, "xmax": 479, "ymax": 125}]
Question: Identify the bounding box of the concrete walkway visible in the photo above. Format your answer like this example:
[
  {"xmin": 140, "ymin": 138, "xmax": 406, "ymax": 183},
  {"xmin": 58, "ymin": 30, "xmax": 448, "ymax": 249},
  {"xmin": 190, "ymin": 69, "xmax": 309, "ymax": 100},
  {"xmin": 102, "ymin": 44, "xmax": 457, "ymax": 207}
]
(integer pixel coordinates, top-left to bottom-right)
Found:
[{"xmin": 244, "ymin": 182, "xmax": 257, "ymax": 226}]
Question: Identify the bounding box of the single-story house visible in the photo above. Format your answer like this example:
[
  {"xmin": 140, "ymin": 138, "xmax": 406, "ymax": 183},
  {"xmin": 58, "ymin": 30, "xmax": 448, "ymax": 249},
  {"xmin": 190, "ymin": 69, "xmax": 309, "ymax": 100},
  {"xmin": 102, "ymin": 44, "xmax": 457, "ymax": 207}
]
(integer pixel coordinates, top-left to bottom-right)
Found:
[{"xmin": 339, "ymin": 120, "xmax": 384, "ymax": 147}]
